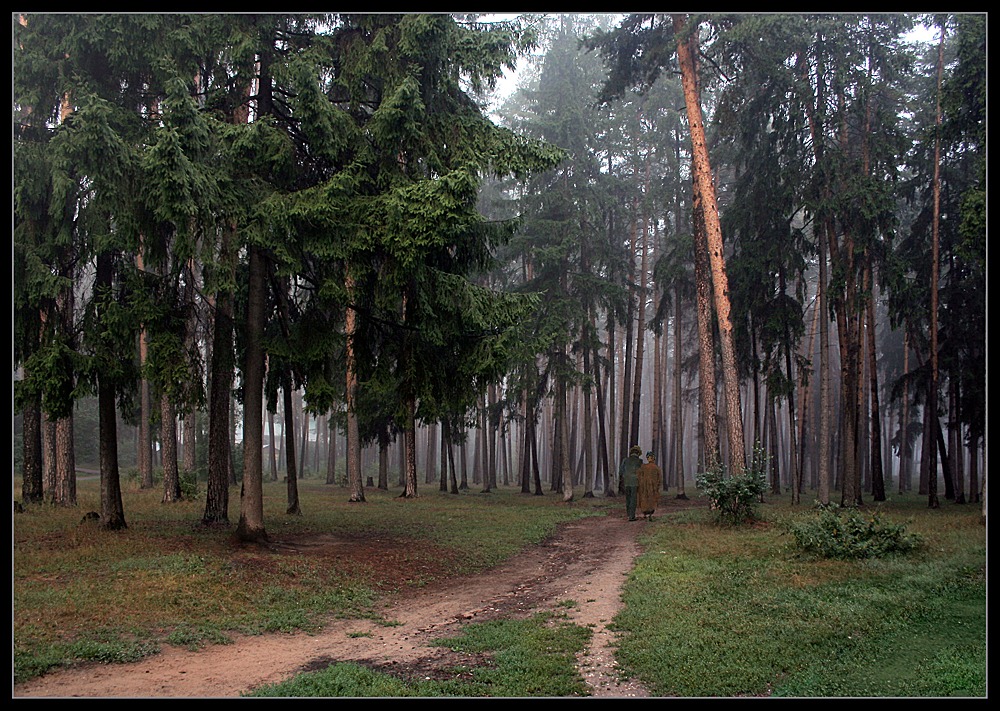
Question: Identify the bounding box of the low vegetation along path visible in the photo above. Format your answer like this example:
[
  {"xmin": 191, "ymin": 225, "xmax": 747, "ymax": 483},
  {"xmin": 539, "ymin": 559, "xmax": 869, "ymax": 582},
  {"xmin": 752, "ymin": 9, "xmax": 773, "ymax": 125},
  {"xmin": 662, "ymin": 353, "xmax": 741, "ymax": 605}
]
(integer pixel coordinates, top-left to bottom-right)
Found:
[{"xmin": 15, "ymin": 512, "xmax": 657, "ymax": 698}]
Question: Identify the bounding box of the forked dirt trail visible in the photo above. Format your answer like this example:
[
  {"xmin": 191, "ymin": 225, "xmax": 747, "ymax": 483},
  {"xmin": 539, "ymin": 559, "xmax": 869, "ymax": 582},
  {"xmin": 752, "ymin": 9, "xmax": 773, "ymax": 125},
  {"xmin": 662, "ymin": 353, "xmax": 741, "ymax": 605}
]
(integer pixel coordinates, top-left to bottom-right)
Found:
[{"xmin": 14, "ymin": 505, "xmax": 690, "ymax": 698}]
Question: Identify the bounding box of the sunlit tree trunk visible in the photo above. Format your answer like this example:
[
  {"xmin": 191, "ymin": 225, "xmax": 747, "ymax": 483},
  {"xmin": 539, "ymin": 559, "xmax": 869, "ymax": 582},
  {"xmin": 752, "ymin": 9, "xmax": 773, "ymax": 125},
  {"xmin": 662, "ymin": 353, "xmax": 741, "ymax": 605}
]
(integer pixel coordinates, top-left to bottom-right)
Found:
[
  {"xmin": 691, "ymin": 167, "xmax": 718, "ymax": 472},
  {"xmin": 674, "ymin": 14, "xmax": 744, "ymax": 474}
]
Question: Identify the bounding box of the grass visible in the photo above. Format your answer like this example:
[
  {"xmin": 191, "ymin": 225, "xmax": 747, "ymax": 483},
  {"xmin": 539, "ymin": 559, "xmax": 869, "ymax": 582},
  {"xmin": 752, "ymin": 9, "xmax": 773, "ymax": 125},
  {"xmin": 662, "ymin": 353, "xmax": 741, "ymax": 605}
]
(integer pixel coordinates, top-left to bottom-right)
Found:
[
  {"xmin": 13, "ymin": 476, "xmax": 987, "ymax": 697},
  {"xmin": 246, "ymin": 611, "xmax": 591, "ymax": 697},
  {"xmin": 613, "ymin": 493, "xmax": 987, "ymax": 697},
  {"xmin": 12, "ymin": 476, "xmax": 607, "ymax": 686}
]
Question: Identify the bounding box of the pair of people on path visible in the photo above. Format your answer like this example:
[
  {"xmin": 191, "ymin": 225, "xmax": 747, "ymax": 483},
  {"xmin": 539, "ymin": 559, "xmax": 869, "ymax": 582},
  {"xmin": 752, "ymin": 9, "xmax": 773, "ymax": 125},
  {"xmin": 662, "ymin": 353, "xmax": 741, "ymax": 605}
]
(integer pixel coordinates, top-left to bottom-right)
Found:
[{"xmin": 619, "ymin": 445, "xmax": 662, "ymax": 521}]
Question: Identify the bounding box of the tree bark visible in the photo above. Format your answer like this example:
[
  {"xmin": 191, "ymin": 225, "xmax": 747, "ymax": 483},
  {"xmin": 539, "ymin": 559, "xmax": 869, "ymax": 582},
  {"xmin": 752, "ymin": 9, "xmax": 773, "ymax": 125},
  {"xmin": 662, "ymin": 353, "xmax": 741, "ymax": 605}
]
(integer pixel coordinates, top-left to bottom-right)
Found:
[
  {"xmin": 630, "ymin": 189, "xmax": 649, "ymax": 449},
  {"xmin": 927, "ymin": 23, "xmax": 945, "ymax": 509},
  {"xmin": 96, "ymin": 251, "xmax": 127, "ymax": 529},
  {"xmin": 283, "ymin": 381, "xmax": 301, "ymax": 514},
  {"xmin": 675, "ymin": 14, "xmax": 743, "ymax": 473},
  {"xmin": 161, "ymin": 394, "xmax": 181, "ymax": 503},
  {"xmin": 235, "ymin": 244, "xmax": 269, "ymax": 542},
  {"xmin": 344, "ymin": 267, "xmax": 365, "ymax": 502}
]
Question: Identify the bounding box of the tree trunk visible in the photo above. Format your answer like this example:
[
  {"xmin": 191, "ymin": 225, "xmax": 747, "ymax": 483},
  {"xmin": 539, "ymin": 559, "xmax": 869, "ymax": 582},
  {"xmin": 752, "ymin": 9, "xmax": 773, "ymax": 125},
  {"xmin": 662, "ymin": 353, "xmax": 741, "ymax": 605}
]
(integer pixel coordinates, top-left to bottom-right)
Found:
[
  {"xmin": 235, "ymin": 244, "xmax": 269, "ymax": 542},
  {"xmin": 867, "ymin": 265, "xmax": 886, "ymax": 502},
  {"xmin": 604, "ymin": 312, "xmax": 618, "ymax": 496},
  {"xmin": 675, "ymin": 14, "xmax": 745, "ymax": 475},
  {"xmin": 818, "ymin": 221, "xmax": 832, "ymax": 507},
  {"xmin": 927, "ymin": 24, "xmax": 945, "ymax": 509},
  {"xmin": 949, "ymin": 376, "xmax": 964, "ymax": 504},
  {"xmin": 53, "ymin": 284, "xmax": 77, "ymax": 507},
  {"xmin": 899, "ymin": 329, "xmax": 911, "ymax": 493},
  {"xmin": 283, "ymin": 380, "xmax": 301, "ymax": 514},
  {"xmin": 96, "ymin": 251, "xmax": 127, "ymax": 528},
  {"xmin": 344, "ymin": 268, "xmax": 365, "ymax": 502},
  {"xmin": 673, "ymin": 284, "xmax": 687, "ymax": 497},
  {"xmin": 691, "ymin": 167, "xmax": 719, "ymax": 473},
  {"xmin": 630, "ymin": 194, "xmax": 649, "ymax": 449},
  {"xmin": 161, "ymin": 394, "xmax": 181, "ymax": 503},
  {"xmin": 21, "ymin": 361, "xmax": 44, "ymax": 504},
  {"xmin": 619, "ymin": 206, "xmax": 637, "ymax": 465}
]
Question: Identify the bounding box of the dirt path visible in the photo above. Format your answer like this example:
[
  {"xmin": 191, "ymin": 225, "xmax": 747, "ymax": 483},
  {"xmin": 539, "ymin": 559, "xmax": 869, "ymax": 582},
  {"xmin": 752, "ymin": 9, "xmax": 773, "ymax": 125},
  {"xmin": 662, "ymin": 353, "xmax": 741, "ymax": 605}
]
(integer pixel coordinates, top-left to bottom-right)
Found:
[{"xmin": 14, "ymin": 512, "xmax": 659, "ymax": 698}]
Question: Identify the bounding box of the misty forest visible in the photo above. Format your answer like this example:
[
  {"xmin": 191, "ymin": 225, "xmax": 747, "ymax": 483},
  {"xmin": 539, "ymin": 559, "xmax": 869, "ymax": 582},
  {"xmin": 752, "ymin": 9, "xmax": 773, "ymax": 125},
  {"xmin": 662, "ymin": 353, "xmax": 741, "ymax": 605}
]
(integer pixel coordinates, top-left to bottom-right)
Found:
[{"xmin": 13, "ymin": 13, "xmax": 986, "ymax": 539}]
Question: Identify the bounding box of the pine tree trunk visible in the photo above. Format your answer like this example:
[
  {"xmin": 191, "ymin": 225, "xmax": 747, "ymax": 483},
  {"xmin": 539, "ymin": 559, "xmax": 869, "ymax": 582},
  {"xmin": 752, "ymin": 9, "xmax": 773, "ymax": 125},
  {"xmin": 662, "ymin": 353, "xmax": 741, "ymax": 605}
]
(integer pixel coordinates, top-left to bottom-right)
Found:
[
  {"xmin": 54, "ymin": 287, "xmax": 76, "ymax": 507},
  {"xmin": 691, "ymin": 172, "xmax": 719, "ymax": 472},
  {"xmin": 283, "ymin": 380, "xmax": 301, "ymax": 514},
  {"xmin": 345, "ymin": 268, "xmax": 365, "ymax": 502},
  {"xmin": 619, "ymin": 205, "xmax": 637, "ymax": 463},
  {"xmin": 867, "ymin": 266, "xmax": 886, "ymax": 502},
  {"xmin": 21, "ymin": 359, "xmax": 44, "ymax": 504},
  {"xmin": 927, "ymin": 24, "xmax": 945, "ymax": 509},
  {"xmin": 161, "ymin": 394, "xmax": 181, "ymax": 503},
  {"xmin": 96, "ymin": 251, "xmax": 126, "ymax": 528},
  {"xmin": 673, "ymin": 284, "xmax": 686, "ymax": 496},
  {"xmin": 675, "ymin": 14, "xmax": 745, "ymax": 475},
  {"xmin": 236, "ymin": 244, "xmax": 269, "ymax": 542},
  {"xmin": 630, "ymin": 193, "xmax": 649, "ymax": 449}
]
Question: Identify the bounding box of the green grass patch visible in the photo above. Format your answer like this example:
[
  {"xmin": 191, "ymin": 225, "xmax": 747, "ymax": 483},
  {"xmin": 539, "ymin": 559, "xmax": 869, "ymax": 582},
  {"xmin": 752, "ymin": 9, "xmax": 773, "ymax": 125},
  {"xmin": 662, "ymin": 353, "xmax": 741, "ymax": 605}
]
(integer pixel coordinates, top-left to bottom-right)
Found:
[
  {"xmin": 245, "ymin": 612, "xmax": 592, "ymax": 697},
  {"xmin": 611, "ymin": 492, "xmax": 986, "ymax": 697}
]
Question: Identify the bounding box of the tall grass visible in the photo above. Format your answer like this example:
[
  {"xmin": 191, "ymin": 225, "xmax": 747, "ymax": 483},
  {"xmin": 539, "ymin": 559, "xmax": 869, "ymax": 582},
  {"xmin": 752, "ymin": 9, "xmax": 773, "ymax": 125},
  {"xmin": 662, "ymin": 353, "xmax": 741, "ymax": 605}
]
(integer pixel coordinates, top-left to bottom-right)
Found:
[{"xmin": 13, "ymin": 477, "xmax": 986, "ymax": 697}]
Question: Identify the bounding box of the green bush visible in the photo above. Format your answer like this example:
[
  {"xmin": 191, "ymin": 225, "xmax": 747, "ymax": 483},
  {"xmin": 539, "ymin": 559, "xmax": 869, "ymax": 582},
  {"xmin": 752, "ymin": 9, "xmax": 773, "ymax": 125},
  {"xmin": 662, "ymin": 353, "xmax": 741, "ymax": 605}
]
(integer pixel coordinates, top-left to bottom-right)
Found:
[
  {"xmin": 695, "ymin": 457, "xmax": 767, "ymax": 525},
  {"xmin": 789, "ymin": 504, "xmax": 924, "ymax": 559}
]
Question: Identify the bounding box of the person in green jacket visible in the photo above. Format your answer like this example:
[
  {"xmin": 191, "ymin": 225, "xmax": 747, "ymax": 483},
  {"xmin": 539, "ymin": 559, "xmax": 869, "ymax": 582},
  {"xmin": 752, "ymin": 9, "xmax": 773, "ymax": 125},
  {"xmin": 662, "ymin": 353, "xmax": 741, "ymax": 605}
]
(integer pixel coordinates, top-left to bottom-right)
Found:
[{"xmin": 619, "ymin": 445, "xmax": 643, "ymax": 521}]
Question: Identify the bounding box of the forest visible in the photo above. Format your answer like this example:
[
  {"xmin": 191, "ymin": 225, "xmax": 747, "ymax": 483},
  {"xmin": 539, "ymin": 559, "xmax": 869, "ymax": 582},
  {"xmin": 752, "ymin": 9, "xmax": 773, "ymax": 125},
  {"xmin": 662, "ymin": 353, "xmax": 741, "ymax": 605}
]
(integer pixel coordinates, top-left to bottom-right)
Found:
[{"xmin": 12, "ymin": 13, "xmax": 987, "ymax": 539}]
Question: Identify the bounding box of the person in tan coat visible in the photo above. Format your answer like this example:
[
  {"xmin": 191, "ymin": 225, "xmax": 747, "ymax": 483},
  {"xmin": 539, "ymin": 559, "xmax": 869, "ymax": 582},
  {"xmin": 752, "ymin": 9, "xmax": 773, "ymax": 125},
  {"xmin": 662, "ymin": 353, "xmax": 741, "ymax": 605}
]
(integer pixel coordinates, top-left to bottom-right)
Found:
[{"xmin": 637, "ymin": 451, "xmax": 662, "ymax": 521}]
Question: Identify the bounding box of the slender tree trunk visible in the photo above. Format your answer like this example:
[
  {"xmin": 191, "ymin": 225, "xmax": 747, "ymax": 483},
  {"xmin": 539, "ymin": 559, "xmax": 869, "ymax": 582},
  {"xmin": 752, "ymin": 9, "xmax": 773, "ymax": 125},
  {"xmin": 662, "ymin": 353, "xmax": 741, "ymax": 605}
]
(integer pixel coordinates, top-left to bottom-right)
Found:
[
  {"xmin": 630, "ymin": 190, "xmax": 649, "ymax": 449},
  {"xmin": 949, "ymin": 378, "xmax": 964, "ymax": 504},
  {"xmin": 283, "ymin": 380, "xmax": 301, "ymax": 514},
  {"xmin": 137, "ymin": 245, "xmax": 154, "ymax": 491},
  {"xmin": 399, "ymin": 287, "xmax": 418, "ymax": 499},
  {"xmin": 561, "ymin": 347, "xmax": 574, "ymax": 502},
  {"xmin": 21, "ymin": 341, "xmax": 44, "ymax": 503},
  {"xmin": 96, "ymin": 251, "xmax": 127, "ymax": 528},
  {"xmin": 619, "ymin": 205, "xmax": 637, "ymax": 464},
  {"xmin": 675, "ymin": 15, "xmax": 746, "ymax": 475},
  {"xmin": 818, "ymin": 222, "xmax": 832, "ymax": 506},
  {"xmin": 54, "ymin": 285, "xmax": 77, "ymax": 507},
  {"xmin": 327, "ymin": 411, "xmax": 338, "ymax": 485},
  {"xmin": 236, "ymin": 243, "xmax": 269, "ymax": 542},
  {"xmin": 161, "ymin": 394, "xmax": 181, "ymax": 503},
  {"xmin": 345, "ymin": 268, "xmax": 365, "ymax": 502},
  {"xmin": 604, "ymin": 313, "xmax": 618, "ymax": 496},
  {"xmin": 927, "ymin": 24, "xmax": 945, "ymax": 509},
  {"xmin": 867, "ymin": 266, "xmax": 886, "ymax": 501},
  {"xmin": 691, "ymin": 173, "xmax": 719, "ymax": 472}
]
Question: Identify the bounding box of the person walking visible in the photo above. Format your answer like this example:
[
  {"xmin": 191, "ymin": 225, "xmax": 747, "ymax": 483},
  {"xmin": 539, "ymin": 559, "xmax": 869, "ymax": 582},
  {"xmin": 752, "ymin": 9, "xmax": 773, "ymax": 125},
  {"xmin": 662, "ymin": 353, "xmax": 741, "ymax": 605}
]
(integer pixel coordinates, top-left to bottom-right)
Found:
[
  {"xmin": 637, "ymin": 450, "xmax": 662, "ymax": 521},
  {"xmin": 619, "ymin": 445, "xmax": 643, "ymax": 521}
]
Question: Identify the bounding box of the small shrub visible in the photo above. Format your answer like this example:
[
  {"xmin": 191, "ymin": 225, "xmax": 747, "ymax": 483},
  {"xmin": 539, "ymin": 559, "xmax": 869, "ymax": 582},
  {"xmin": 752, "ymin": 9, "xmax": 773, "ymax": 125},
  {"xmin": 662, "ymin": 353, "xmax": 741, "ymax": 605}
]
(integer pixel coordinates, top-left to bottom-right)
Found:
[
  {"xmin": 696, "ymin": 457, "xmax": 767, "ymax": 525},
  {"xmin": 789, "ymin": 504, "xmax": 924, "ymax": 559}
]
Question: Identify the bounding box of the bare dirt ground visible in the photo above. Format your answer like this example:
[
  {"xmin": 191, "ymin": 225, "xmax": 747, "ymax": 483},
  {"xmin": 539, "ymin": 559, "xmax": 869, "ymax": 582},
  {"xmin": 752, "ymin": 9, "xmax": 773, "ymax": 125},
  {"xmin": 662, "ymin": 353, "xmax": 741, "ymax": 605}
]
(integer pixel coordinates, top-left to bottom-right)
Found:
[{"xmin": 14, "ymin": 498, "xmax": 698, "ymax": 699}]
